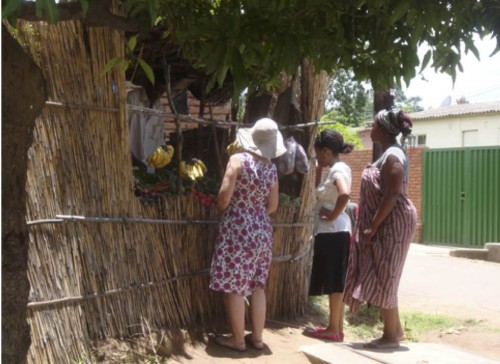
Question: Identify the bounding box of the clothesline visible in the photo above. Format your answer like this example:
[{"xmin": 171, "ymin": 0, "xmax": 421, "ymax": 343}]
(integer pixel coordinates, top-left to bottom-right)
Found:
[
  {"xmin": 128, "ymin": 104, "xmax": 338, "ymax": 129},
  {"xmin": 44, "ymin": 100, "xmax": 339, "ymax": 129}
]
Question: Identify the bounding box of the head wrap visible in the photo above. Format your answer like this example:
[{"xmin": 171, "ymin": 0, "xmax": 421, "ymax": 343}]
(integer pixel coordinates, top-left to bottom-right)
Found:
[{"xmin": 376, "ymin": 109, "xmax": 401, "ymax": 136}]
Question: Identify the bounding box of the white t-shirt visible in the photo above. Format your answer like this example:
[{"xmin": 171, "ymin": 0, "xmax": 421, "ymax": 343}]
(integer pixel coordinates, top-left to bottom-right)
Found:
[
  {"xmin": 373, "ymin": 145, "xmax": 409, "ymax": 177},
  {"xmin": 314, "ymin": 161, "xmax": 352, "ymax": 235}
]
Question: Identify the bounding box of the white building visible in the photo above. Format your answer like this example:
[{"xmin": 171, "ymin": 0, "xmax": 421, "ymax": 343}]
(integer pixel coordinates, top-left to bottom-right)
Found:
[{"xmin": 409, "ymin": 101, "xmax": 500, "ymax": 148}]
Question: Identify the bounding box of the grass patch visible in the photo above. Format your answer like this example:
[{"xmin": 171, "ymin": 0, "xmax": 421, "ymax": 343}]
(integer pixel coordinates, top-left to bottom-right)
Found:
[
  {"xmin": 307, "ymin": 296, "xmax": 329, "ymax": 317},
  {"xmin": 400, "ymin": 311, "xmax": 458, "ymax": 341},
  {"xmin": 307, "ymin": 297, "xmax": 471, "ymax": 342}
]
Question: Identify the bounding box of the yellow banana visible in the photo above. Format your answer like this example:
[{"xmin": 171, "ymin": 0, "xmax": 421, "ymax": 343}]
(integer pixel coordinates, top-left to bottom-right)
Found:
[
  {"xmin": 166, "ymin": 145, "xmax": 174, "ymax": 159},
  {"xmin": 189, "ymin": 164, "xmax": 198, "ymax": 180},
  {"xmin": 145, "ymin": 145, "xmax": 174, "ymax": 169},
  {"xmin": 156, "ymin": 152, "xmax": 168, "ymax": 168},
  {"xmin": 192, "ymin": 164, "xmax": 203, "ymax": 179},
  {"xmin": 146, "ymin": 148, "xmax": 159, "ymax": 168},
  {"xmin": 225, "ymin": 140, "xmax": 241, "ymax": 156},
  {"xmin": 194, "ymin": 158, "xmax": 207, "ymax": 174},
  {"xmin": 191, "ymin": 163, "xmax": 200, "ymax": 179}
]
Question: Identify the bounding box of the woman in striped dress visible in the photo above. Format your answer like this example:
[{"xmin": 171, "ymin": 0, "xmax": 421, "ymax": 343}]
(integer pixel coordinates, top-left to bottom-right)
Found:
[{"xmin": 343, "ymin": 109, "xmax": 417, "ymax": 349}]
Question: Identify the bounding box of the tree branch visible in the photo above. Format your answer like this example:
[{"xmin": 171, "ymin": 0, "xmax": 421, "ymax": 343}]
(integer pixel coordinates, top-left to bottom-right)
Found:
[{"xmin": 16, "ymin": 0, "xmax": 140, "ymax": 32}]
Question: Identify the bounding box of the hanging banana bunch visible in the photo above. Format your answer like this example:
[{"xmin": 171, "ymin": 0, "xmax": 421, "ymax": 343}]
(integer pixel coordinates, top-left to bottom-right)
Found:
[
  {"xmin": 225, "ymin": 140, "xmax": 242, "ymax": 156},
  {"xmin": 179, "ymin": 158, "xmax": 207, "ymax": 181},
  {"xmin": 146, "ymin": 145, "xmax": 175, "ymax": 169}
]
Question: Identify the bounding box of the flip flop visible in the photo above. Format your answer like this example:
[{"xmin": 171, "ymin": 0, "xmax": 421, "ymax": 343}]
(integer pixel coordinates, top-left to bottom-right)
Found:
[
  {"xmin": 244, "ymin": 333, "xmax": 265, "ymax": 350},
  {"xmin": 305, "ymin": 330, "xmax": 343, "ymax": 342},
  {"xmin": 363, "ymin": 338, "xmax": 400, "ymax": 349},
  {"xmin": 215, "ymin": 335, "xmax": 246, "ymax": 352}
]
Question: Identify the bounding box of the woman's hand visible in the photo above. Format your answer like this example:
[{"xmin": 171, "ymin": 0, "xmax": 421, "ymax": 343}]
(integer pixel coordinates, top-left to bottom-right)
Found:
[
  {"xmin": 318, "ymin": 207, "xmax": 332, "ymax": 221},
  {"xmin": 362, "ymin": 227, "xmax": 377, "ymax": 244}
]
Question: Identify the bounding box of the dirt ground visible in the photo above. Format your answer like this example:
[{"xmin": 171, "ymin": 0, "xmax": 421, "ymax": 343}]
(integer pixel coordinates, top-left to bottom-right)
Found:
[
  {"xmin": 93, "ymin": 246, "xmax": 500, "ymax": 363},
  {"xmin": 93, "ymin": 307, "xmax": 500, "ymax": 363}
]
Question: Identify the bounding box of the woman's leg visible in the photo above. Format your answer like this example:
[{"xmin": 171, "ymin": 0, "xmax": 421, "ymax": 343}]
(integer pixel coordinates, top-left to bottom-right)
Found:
[
  {"xmin": 225, "ymin": 293, "xmax": 246, "ymax": 346},
  {"xmin": 249, "ymin": 287, "xmax": 266, "ymax": 343},
  {"xmin": 364, "ymin": 307, "xmax": 400, "ymax": 348},
  {"xmin": 395, "ymin": 307, "xmax": 405, "ymax": 340},
  {"xmin": 327, "ymin": 292, "xmax": 344, "ymax": 334},
  {"xmin": 381, "ymin": 307, "xmax": 400, "ymax": 342}
]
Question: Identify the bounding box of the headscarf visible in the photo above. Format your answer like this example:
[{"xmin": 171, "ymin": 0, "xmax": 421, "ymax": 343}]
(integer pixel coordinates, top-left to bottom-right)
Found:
[{"xmin": 376, "ymin": 109, "xmax": 401, "ymax": 136}]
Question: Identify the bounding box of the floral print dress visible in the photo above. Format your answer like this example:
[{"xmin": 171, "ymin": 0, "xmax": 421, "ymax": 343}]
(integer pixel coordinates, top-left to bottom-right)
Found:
[{"xmin": 209, "ymin": 152, "xmax": 277, "ymax": 297}]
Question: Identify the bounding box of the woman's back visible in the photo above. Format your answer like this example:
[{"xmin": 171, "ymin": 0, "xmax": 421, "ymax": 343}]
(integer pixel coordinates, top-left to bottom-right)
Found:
[{"xmin": 227, "ymin": 152, "xmax": 277, "ymax": 214}]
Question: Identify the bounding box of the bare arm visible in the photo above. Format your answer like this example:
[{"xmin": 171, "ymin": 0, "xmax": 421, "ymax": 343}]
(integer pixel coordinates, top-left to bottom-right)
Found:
[
  {"xmin": 319, "ymin": 175, "xmax": 350, "ymax": 222},
  {"xmin": 217, "ymin": 154, "xmax": 240, "ymax": 212},
  {"xmin": 266, "ymin": 180, "xmax": 279, "ymax": 215},
  {"xmin": 364, "ymin": 154, "xmax": 404, "ymax": 240}
]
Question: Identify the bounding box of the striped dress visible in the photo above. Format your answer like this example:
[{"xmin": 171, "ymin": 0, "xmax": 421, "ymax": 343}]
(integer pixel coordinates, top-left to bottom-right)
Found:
[{"xmin": 343, "ymin": 156, "xmax": 417, "ymax": 313}]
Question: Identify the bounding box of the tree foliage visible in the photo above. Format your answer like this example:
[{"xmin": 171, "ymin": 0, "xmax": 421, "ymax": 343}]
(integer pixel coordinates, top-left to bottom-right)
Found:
[
  {"xmin": 326, "ymin": 69, "xmax": 369, "ymax": 127},
  {"xmin": 318, "ymin": 115, "xmax": 364, "ymax": 150},
  {"xmin": 393, "ymin": 86, "xmax": 424, "ymax": 113},
  {"xmin": 4, "ymin": 0, "xmax": 500, "ymax": 99}
]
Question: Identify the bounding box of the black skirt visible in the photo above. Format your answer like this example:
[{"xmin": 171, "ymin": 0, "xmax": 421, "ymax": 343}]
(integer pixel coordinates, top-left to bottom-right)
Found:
[{"xmin": 309, "ymin": 231, "xmax": 350, "ymax": 295}]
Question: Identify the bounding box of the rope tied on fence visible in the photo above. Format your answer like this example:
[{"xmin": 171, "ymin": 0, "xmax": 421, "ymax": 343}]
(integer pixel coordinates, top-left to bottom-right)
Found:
[
  {"xmin": 26, "ymin": 241, "xmax": 314, "ymax": 310},
  {"xmin": 26, "ymin": 214, "xmax": 315, "ymax": 227}
]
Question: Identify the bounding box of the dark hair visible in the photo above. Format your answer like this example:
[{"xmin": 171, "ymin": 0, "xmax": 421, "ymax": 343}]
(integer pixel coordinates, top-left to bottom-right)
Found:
[
  {"xmin": 395, "ymin": 110, "xmax": 412, "ymax": 137},
  {"xmin": 314, "ymin": 129, "xmax": 354, "ymax": 155}
]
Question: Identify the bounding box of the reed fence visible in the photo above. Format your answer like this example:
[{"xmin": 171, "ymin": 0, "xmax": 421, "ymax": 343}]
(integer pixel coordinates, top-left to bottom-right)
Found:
[{"xmin": 14, "ymin": 15, "xmax": 321, "ymax": 363}]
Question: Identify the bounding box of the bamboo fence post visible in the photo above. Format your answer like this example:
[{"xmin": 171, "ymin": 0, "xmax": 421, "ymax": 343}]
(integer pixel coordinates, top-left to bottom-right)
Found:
[{"xmin": 162, "ymin": 59, "xmax": 183, "ymax": 193}]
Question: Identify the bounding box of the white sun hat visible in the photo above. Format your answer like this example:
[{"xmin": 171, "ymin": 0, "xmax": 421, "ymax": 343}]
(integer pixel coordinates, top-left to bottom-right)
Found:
[{"xmin": 236, "ymin": 118, "xmax": 287, "ymax": 159}]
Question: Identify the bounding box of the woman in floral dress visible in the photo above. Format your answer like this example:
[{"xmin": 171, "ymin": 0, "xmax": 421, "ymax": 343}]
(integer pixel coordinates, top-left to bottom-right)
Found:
[{"xmin": 210, "ymin": 118, "xmax": 286, "ymax": 352}]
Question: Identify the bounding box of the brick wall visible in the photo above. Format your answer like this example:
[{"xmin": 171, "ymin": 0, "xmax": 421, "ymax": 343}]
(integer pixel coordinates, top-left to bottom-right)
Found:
[
  {"xmin": 340, "ymin": 147, "xmax": 425, "ymax": 242},
  {"xmin": 160, "ymin": 92, "xmax": 232, "ymax": 139}
]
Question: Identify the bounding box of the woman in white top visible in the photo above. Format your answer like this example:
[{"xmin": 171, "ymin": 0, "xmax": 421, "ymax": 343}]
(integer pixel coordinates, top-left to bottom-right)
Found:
[{"xmin": 306, "ymin": 129, "xmax": 353, "ymax": 342}]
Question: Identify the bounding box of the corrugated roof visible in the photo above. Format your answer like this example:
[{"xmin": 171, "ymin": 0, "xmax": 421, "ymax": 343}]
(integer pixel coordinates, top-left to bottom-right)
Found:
[{"xmin": 410, "ymin": 100, "xmax": 500, "ymax": 120}]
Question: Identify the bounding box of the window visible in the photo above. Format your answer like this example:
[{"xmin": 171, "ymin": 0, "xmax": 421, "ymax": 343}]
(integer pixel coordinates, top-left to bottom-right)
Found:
[{"xmin": 408, "ymin": 134, "xmax": 426, "ymax": 147}]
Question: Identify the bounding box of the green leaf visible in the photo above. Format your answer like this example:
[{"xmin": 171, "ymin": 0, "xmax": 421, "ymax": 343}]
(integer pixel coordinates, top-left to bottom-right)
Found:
[
  {"xmin": 121, "ymin": 59, "xmax": 131, "ymax": 73},
  {"xmin": 103, "ymin": 57, "xmax": 123, "ymax": 74},
  {"xmin": 154, "ymin": 16, "xmax": 163, "ymax": 26},
  {"xmin": 205, "ymin": 77, "xmax": 216, "ymax": 95},
  {"xmin": 388, "ymin": 1, "xmax": 410, "ymax": 25},
  {"xmin": 464, "ymin": 38, "xmax": 480, "ymax": 60},
  {"xmin": 80, "ymin": 0, "xmax": 89, "ymax": 16},
  {"xmin": 35, "ymin": 0, "xmax": 59, "ymax": 24},
  {"xmin": 419, "ymin": 50, "xmax": 432, "ymax": 73},
  {"xmin": 149, "ymin": 0, "xmax": 158, "ymax": 26},
  {"xmin": 2, "ymin": 0, "xmax": 21, "ymax": 19},
  {"xmin": 127, "ymin": 35, "xmax": 138, "ymax": 52},
  {"xmin": 138, "ymin": 59, "xmax": 155, "ymax": 85},
  {"xmin": 216, "ymin": 65, "xmax": 229, "ymax": 87}
]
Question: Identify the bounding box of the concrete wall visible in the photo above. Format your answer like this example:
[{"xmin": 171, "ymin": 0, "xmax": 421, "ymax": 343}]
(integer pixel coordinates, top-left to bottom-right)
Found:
[{"xmin": 412, "ymin": 113, "xmax": 500, "ymax": 148}]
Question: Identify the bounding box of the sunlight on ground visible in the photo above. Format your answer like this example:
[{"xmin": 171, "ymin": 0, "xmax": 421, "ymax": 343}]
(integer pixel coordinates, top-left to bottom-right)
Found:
[{"xmin": 307, "ymin": 296, "xmax": 479, "ymax": 342}]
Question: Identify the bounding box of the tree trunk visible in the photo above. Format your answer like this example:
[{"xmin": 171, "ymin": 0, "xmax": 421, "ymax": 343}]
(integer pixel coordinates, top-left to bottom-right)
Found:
[
  {"xmin": 2, "ymin": 25, "xmax": 47, "ymax": 364},
  {"xmin": 243, "ymin": 61, "xmax": 328, "ymax": 197},
  {"xmin": 372, "ymin": 87, "xmax": 394, "ymax": 161}
]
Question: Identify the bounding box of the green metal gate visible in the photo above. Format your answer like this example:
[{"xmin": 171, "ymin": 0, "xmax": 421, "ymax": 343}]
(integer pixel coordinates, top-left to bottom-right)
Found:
[{"xmin": 422, "ymin": 146, "xmax": 500, "ymax": 247}]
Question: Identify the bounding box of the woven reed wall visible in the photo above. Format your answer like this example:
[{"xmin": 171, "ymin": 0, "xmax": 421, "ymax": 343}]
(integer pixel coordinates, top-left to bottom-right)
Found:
[{"xmin": 17, "ymin": 19, "xmax": 318, "ymax": 364}]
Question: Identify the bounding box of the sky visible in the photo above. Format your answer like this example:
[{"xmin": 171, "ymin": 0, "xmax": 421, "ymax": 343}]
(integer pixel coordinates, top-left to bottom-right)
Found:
[{"xmin": 403, "ymin": 35, "xmax": 500, "ymax": 109}]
